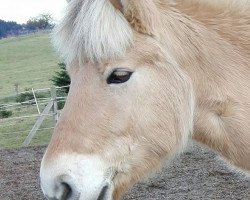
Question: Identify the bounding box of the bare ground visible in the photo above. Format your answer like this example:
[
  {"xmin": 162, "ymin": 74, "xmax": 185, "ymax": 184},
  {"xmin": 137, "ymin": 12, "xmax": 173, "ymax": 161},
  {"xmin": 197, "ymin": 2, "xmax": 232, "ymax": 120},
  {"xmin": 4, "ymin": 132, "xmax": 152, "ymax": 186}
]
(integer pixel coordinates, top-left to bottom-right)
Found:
[{"xmin": 0, "ymin": 142, "xmax": 249, "ymax": 200}]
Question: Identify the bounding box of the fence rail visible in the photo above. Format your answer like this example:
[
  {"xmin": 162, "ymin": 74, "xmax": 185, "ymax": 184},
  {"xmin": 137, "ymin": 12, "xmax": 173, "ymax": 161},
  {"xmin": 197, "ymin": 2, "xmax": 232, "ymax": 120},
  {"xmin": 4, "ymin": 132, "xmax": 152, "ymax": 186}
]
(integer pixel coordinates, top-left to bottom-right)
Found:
[{"xmin": 0, "ymin": 85, "xmax": 69, "ymax": 149}]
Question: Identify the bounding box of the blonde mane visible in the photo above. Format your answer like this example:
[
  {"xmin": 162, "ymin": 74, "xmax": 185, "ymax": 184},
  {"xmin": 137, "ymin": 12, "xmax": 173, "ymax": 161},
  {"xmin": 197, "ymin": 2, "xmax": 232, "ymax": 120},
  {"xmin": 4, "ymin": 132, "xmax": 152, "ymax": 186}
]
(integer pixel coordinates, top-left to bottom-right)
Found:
[{"xmin": 53, "ymin": 0, "xmax": 133, "ymax": 64}]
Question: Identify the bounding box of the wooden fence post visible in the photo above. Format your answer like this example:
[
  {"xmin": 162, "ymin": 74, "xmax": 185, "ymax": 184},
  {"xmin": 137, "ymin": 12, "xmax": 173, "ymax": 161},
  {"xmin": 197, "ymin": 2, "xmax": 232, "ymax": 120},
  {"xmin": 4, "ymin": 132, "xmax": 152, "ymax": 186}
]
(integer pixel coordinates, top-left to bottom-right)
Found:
[
  {"xmin": 23, "ymin": 101, "xmax": 54, "ymax": 147},
  {"xmin": 51, "ymin": 86, "xmax": 58, "ymax": 124},
  {"xmin": 32, "ymin": 88, "xmax": 41, "ymax": 114}
]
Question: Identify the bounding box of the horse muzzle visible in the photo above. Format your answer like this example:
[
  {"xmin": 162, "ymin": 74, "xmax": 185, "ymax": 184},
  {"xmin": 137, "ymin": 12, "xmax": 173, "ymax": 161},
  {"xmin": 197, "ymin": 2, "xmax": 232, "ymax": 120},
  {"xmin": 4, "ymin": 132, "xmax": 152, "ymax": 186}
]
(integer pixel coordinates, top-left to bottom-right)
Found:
[{"xmin": 40, "ymin": 154, "xmax": 114, "ymax": 200}]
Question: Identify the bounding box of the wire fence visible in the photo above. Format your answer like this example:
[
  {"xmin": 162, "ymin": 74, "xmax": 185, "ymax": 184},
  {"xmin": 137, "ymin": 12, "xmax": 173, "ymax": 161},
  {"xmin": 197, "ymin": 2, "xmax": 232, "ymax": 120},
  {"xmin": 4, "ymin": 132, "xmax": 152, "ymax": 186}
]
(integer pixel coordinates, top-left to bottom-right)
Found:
[{"xmin": 0, "ymin": 85, "xmax": 69, "ymax": 150}]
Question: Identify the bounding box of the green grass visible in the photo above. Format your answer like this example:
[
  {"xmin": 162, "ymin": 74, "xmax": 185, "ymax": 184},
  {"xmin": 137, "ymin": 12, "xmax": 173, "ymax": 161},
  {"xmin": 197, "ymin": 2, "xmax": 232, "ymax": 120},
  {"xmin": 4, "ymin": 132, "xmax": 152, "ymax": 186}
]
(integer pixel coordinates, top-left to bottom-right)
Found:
[
  {"xmin": 0, "ymin": 32, "xmax": 59, "ymax": 97},
  {"xmin": 0, "ymin": 33, "xmax": 61, "ymax": 149}
]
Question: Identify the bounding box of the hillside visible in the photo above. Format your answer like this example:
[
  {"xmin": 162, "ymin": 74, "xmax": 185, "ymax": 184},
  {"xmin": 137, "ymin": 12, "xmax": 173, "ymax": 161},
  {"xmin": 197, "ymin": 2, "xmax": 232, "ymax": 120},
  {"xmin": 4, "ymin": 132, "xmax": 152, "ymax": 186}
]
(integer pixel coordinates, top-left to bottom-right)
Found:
[{"xmin": 0, "ymin": 32, "xmax": 59, "ymax": 97}]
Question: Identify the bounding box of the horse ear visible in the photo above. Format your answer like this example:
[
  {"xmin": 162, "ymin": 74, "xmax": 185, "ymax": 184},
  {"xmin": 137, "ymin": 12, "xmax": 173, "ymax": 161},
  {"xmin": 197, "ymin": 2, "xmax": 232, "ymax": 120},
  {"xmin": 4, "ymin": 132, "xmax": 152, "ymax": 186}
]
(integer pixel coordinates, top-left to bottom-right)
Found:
[{"xmin": 110, "ymin": 0, "xmax": 162, "ymax": 36}]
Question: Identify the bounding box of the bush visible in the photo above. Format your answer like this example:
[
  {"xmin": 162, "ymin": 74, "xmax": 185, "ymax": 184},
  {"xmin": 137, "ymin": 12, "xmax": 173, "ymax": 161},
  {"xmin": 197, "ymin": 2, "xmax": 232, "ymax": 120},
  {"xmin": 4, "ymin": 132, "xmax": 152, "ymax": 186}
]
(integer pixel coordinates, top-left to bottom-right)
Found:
[
  {"xmin": 57, "ymin": 101, "xmax": 66, "ymax": 110},
  {"xmin": 0, "ymin": 109, "xmax": 12, "ymax": 119},
  {"xmin": 15, "ymin": 88, "xmax": 47, "ymax": 103},
  {"xmin": 16, "ymin": 90, "xmax": 34, "ymax": 103}
]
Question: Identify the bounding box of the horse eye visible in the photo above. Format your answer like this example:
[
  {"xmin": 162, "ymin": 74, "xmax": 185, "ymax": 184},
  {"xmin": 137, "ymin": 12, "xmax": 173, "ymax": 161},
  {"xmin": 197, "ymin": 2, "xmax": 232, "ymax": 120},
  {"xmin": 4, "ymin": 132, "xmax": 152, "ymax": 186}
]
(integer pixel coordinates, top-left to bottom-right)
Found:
[{"xmin": 107, "ymin": 69, "xmax": 133, "ymax": 84}]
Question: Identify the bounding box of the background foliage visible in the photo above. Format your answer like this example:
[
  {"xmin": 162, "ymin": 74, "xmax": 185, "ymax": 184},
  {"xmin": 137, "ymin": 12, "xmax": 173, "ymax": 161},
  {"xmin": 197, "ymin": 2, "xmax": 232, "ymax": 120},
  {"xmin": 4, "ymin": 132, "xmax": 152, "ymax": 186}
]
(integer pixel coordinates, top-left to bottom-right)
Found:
[
  {"xmin": 0, "ymin": 14, "xmax": 54, "ymax": 39},
  {"xmin": 51, "ymin": 63, "xmax": 70, "ymax": 94}
]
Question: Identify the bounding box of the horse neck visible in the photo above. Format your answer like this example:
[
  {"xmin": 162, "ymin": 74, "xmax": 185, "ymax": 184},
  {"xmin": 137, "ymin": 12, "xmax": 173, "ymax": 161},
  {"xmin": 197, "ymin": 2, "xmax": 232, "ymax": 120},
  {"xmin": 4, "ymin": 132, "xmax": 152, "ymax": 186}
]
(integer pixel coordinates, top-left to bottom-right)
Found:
[{"xmin": 160, "ymin": 4, "xmax": 250, "ymax": 170}]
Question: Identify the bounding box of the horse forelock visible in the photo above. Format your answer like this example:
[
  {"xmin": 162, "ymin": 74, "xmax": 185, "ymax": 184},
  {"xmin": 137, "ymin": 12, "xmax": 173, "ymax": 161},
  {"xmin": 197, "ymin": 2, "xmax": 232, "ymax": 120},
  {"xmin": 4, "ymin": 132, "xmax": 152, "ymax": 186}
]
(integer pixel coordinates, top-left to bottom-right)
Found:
[{"xmin": 53, "ymin": 0, "xmax": 133, "ymax": 65}]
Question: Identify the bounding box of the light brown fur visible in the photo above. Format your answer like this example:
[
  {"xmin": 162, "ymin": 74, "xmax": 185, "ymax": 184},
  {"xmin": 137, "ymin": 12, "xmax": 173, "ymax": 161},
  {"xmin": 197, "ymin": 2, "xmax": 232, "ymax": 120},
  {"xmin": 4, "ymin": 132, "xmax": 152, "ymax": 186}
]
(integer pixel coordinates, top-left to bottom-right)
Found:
[{"xmin": 41, "ymin": 0, "xmax": 250, "ymax": 199}]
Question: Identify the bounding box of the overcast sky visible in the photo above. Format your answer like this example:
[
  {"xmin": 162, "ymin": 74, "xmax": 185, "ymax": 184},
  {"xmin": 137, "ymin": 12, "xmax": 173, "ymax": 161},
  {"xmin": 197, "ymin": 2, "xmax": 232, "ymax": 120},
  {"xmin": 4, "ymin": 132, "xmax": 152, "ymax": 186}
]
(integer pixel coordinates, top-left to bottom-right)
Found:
[{"xmin": 0, "ymin": 0, "xmax": 67, "ymax": 24}]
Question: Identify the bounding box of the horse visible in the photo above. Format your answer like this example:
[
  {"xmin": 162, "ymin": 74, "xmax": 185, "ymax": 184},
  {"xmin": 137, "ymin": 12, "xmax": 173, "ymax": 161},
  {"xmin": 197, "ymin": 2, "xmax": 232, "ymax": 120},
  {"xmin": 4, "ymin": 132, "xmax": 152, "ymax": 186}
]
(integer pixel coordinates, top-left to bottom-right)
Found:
[{"xmin": 40, "ymin": 0, "xmax": 250, "ymax": 199}]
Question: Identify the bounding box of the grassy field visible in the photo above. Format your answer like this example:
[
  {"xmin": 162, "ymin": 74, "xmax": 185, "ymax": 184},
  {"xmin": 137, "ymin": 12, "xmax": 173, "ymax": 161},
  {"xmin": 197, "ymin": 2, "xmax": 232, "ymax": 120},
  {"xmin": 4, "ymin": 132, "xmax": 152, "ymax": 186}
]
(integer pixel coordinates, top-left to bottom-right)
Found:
[
  {"xmin": 0, "ymin": 33, "xmax": 61, "ymax": 149},
  {"xmin": 0, "ymin": 32, "xmax": 59, "ymax": 97},
  {"xmin": 0, "ymin": 106, "xmax": 54, "ymax": 149}
]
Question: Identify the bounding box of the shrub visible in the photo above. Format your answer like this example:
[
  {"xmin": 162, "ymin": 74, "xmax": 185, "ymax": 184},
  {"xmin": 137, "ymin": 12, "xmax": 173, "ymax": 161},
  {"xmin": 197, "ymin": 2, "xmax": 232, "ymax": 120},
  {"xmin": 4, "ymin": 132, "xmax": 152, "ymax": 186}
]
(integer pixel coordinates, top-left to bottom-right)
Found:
[
  {"xmin": 16, "ymin": 89, "xmax": 34, "ymax": 103},
  {"xmin": 57, "ymin": 101, "xmax": 66, "ymax": 110},
  {"xmin": 15, "ymin": 88, "xmax": 47, "ymax": 104},
  {"xmin": 0, "ymin": 109, "xmax": 12, "ymax": 119}
]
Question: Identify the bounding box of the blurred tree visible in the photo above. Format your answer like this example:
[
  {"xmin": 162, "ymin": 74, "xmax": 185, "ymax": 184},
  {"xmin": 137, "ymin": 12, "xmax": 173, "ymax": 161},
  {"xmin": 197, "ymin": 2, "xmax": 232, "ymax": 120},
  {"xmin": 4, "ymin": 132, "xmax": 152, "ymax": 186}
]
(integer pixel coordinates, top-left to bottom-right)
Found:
[
  {"xmin": 26, "ymin": 14, "xmax": 54, "ymax": 30},
  {"xmin": 51, "ymin": 63, "xmax": 71, "ymax": 94},
  {"xmin": 0, "ymin": 20, "xmax": 23, "ymax": 38},
  {"xmin": 51, "ymin": 63, "xmax": 71, "ymax": 109}
]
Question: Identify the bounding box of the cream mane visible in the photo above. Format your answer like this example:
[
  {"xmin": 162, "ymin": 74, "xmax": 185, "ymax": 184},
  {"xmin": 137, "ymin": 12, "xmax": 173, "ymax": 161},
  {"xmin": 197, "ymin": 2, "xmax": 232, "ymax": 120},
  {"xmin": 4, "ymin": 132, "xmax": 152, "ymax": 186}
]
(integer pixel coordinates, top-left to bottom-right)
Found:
[{"xmin": 53, "ymin": 0, "xmax": 133, "ymax": 64}]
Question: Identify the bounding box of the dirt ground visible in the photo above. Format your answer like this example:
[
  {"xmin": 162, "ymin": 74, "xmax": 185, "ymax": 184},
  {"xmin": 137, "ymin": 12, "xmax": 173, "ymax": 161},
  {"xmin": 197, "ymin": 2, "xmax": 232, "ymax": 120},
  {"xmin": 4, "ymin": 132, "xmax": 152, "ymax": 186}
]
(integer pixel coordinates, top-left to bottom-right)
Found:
[{"xmin": 0, "ymin": 142, "xmax": 249, "ymax": 200}]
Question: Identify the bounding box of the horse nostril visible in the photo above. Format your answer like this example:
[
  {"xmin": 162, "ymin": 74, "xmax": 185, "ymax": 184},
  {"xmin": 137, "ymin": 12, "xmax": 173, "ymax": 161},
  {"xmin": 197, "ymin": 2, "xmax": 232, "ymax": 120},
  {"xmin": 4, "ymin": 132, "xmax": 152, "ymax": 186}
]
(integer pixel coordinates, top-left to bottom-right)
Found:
[
  {"xmin": 60, "ymin": 182, "xmax": 73, "ymax": 200},
  {"xmin": 97, "ymin": 185, "xmax": 109, "ymax": 200},
  {"xmin": 43, "ymin": 180, "xmax": 78, "ymax": 200}
]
